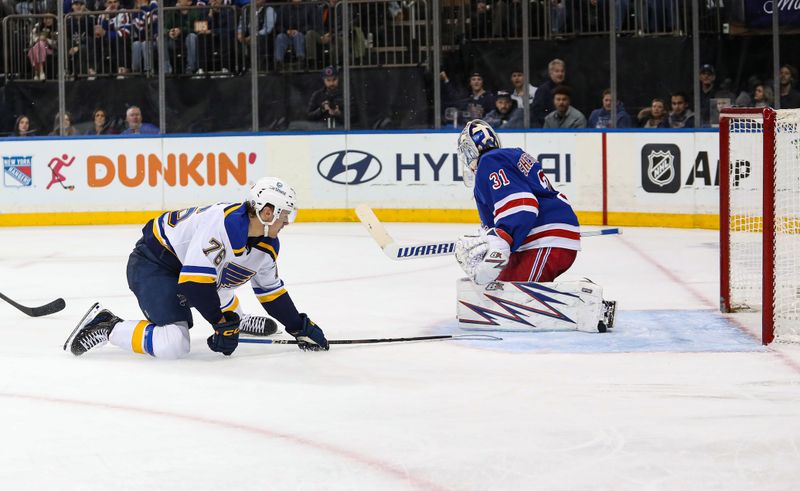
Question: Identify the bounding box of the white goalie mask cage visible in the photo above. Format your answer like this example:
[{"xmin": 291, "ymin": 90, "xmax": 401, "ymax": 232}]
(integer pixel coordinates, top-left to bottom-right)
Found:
[
  {"xmin": 457, "ymin": 119, "xmax": 501, "ymax": 188},
  {"xmin": 247, "ymin": 177, "xmax": 298, "ymax": 226}
]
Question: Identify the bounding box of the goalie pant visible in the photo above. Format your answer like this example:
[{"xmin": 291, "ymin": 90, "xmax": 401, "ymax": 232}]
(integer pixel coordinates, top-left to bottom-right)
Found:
[{"xmin": 457, "ymin": 278, "xmax": 605, "ymax": 332}]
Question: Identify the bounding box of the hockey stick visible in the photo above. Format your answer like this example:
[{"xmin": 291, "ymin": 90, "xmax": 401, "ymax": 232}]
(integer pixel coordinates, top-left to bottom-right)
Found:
[
  {"xmin": 355, "ymin": 204, "xmax": 622, "ymax": 260},
  {"xmin": 0, "ymin": 292, "xmax": 66, "ymax": 317},
  {"xmin": 240, "ymin": 334, "xmax": 502, "ymax": 345}
]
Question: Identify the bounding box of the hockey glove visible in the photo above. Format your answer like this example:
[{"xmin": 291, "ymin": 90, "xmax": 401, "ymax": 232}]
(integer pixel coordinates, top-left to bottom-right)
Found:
[
  {"xmin": 207, "ymin": 311, "xmax": 241, "ymax": 356},
  {"xmin": 457, "ymin": 230, "xmax": 510, "ymax": 285},
  {"xmin": 287, "ymin": 314, "xmax": 329, "ymax": 351}
]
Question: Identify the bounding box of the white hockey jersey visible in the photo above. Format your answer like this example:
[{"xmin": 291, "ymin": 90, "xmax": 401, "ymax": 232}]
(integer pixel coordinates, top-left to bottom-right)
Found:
[{"xmin": 142, "ymin": 202, "xmax": 287, "ymax": 325}]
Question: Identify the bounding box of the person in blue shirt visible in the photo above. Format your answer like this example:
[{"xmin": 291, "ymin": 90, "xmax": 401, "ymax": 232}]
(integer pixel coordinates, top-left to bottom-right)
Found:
[{"xmin": 120, "ymin": 106, "xmax": 159, "ymax": 135}]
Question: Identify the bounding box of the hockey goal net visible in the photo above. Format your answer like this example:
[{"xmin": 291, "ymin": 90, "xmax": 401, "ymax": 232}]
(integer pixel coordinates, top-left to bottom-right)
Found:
[{"xmin": 720, "ymin": 107, "xmax": 800, "ymax": 344}]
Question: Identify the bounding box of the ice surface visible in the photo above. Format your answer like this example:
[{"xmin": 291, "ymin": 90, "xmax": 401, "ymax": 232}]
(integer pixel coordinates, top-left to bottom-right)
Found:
[{"xmin": 1, "ymin": 223, "xmax": 800, "ymax": 490}]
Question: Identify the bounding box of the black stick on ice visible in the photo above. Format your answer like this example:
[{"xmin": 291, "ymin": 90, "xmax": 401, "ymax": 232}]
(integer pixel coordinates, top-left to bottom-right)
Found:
[{"xmin": 0, "ymin": 292, "xmax": 66, "ymax": 317}]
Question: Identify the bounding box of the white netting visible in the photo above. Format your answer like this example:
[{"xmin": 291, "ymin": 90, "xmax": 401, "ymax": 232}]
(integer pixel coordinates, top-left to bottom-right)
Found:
[
  {"xmin": 773, "ymin": 110, "xmax": 800, "ymax": 343},
  {"xmin": 726, "ymin": 109, "xmax": 800, "ymax": 343},
  {"xmin": 727, "ymin": 114, "xmax": 764, "ymax": 311}
]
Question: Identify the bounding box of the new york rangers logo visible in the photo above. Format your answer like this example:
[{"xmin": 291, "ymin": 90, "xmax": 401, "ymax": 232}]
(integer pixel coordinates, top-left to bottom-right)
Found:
[{"xmin": 3, "ymin": 156, "xmax": 33, "ymax": 187}]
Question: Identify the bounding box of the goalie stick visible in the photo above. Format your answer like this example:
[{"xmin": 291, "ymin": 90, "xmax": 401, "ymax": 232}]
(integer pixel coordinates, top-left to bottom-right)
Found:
[
  {"xmin": 240, "ymin": 334, "xmax": 502, "ymax": 345},
  {"xmin": 0, "ymin": 292, "xmax": 66, "ymax": 317},
  {"xmin": 355, "ymin": 204, "xmax": 622, "ymax": 261}
]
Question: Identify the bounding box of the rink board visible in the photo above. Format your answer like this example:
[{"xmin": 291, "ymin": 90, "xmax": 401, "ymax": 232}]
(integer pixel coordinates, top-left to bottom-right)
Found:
[{"xmin": 0, "ymin": 130, "xmax": 721, "ymax": 229}]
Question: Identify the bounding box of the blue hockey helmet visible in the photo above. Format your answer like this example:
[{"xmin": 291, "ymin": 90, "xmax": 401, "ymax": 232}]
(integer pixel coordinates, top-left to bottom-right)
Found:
[{"xmin": 457, "ymin": 119, "xmax": 500, "ymax": 187}]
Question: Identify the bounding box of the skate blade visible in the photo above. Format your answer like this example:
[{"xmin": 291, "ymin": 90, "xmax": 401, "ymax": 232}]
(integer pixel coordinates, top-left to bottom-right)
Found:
[{"xmin": 62, "ymin": 302, "xmax": 101, "ymax": 351}]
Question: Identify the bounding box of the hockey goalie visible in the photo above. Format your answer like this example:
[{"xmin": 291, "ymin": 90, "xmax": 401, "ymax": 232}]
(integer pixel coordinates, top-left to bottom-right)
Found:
[{"xmin": 455, "ymin": 119, "xmax": 616, "ymax": 333}]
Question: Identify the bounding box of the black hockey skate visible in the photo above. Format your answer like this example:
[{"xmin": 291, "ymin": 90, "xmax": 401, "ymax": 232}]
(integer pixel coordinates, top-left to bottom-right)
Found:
[
  {"xmin": 601, "ymin": 300, "xmax": 617, "ymax": 331},
  {"xmin": 239, "ymin": 315, "xmax": 279, "ymax": 337},
  {"xmin": 63, "ymin": 302, "xmax": 122, "ymax": 356}
]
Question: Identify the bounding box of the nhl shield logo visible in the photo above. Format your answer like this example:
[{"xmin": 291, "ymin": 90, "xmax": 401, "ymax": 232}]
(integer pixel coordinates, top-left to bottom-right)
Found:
[
  {"xmin": 641, "ymin": 144, "xmax": 681, "ymax": 193},
  {"xmin": 647, "ymin": 150, "xmax": 675, "ymax": 186}
]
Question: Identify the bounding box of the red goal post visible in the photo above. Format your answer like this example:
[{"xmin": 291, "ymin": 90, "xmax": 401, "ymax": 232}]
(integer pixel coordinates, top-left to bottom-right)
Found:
[{"xmin": 720, "ymin": 107, "xmax": 800, "ymax": 344}]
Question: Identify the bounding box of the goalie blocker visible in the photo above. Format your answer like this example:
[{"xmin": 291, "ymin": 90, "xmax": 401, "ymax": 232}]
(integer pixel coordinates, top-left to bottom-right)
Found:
[{"xmin": 457, "ymin": 278, "xmax": 616, "ymax": 333}]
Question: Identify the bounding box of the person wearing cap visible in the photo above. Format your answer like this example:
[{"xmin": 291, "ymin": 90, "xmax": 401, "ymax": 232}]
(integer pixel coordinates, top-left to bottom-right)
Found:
[
  {"xmin": 531, "ymin": 58, "xmax": 566, "ymax": 127},
  {"xmin": 307, "ymin": 65, "xmax": 344, "ymax": 129},
  {"xmin": 441, "ymin": 70, "xmax": 495, "ymax": 125},
  {"xmin": 543, "ymin": 85, "xmax": 586, "ymax": 129},
  {"xmin": 698, "ymin": 64, "xmax": 718, "ymax": 127},
  {"xmin": 484, "ymin": 91, "xmax": 524, "ymax": 129}
]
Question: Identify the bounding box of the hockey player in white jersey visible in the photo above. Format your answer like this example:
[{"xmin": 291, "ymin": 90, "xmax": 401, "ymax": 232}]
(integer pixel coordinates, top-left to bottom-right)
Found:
[
  {"xmin": 64, "ymin": 177, "xmax": 329, "ymax": 358},
  {"xmin": 455, "ymin": 119, "xmax": 616, "ymax": 333}
]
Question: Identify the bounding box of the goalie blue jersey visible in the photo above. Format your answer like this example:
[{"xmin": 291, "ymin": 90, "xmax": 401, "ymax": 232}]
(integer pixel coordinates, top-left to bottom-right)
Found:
[{"xmin": 474, "ymin": 147, "xmax": 581, "ymax": 252}]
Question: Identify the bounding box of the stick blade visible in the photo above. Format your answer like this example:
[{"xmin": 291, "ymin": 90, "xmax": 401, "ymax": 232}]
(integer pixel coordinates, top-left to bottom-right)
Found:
[{"xmin": 30, "ymin": 298, "xmax": 66, "ymax": 317}]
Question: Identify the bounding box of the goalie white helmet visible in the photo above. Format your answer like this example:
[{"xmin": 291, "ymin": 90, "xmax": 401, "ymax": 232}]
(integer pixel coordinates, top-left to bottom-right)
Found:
[
  {"xmin": 457, "ymin": 119, "xmax": 500, "ymax": 188},
  {"xmin": 248, "ymin": 177, "xmax": 298, "ymax": 226}
]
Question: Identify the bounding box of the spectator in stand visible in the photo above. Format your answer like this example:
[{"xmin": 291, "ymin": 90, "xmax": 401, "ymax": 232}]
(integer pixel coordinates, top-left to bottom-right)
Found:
[
  {"xmin": 644, "ymin": 0, "xmax": 674, "ymax": 32},
  {"xmin": 307, "ymin": 65, "xmax": 344, "ymax": 129},
  {"xmin": 531, "ymin": 58, "xmax": 566, "ymax": 127},
  {"xmin": 92, "ymin": 0, "xmax": 132, "ymax": 77},
  {"xmin": 130, "ymin": 0, "xmax": 157, "ymax": 74},
  {"xmin": 698, "ymin": 64, "xmax": 721, "ymax": 126},
  {"xmin": 668, "ymin": 91, "xmax": 695, "ymax": 128},
  {"xmin": 471, "ymin": 0, "xmax": 508, "ymax": 38},
  {"xmin": 28, "ymin": 15, "xmax": 56, "ymax": 81},
  {"xmin": 509, "ymin": 68, "xmax": 536, "ymax": 114},
  {"xmin": 49, "ymin": 112, "xmax": 79, "ymax": 136},
  {"xmin": 549, "ymin": 0, "xmax": 567, "ymax": 34},
  {"xmin": 484, "ymin": 90, "xmax": 524, "ymax": 129},
  {"xmin": 236, "ymin": 0, "xmax": 276, "ymax": 71},
  {"xmin": 274, "ymin": 0, "xmax": 314, "ymax": 69},
  {"xmin": 121, "ymin": 106, "xmax": 159, "ymax": 134},
  {"xmin": 734, "ymin": 75, "xmax": 762, "ymax": 107},
  {"xmin": 305, "ymin": 0, "xmax": 332, "ymax": 68},
  {"xmin": 753, "ymin": 84, "xmax": 774, "ymax": 108},
  {"xmin": 637, "ymin": 98, "xmax": 669, "ymax": 128},
  {"xmin": 13, "ymin": 115, "xmax": 33, "ymax": 136},
  {"xmin": 305, "ymin": 0, "xmax": 365, "ymax": 66},
  {"xmin": 66, "ymin": 0, "xmax": 95, "ymax": 77},
  {"xmin": 164, "ymin": 0, "xmax": 205, "ymax": 75},
  {"xmin": 779, "ymin": 64, "xmax": 800, "ymax": 109},
  {"xmin": 587, "ymin": 89, "xmax": 632, "ymax": 128},
  {"xmin": 86, "ymin": 108, "xmax": 117, "ymax": 135},
  {"xmin": 543, "ymin": 85, "xmax": 586, "ymax": 128},
  {"xmin": 442, "ymin": 71, "xmax": 496, "ymax": 124},
  {"xmin": 198, "ymin": 0, "xmax": 236, "ymax": 73}
]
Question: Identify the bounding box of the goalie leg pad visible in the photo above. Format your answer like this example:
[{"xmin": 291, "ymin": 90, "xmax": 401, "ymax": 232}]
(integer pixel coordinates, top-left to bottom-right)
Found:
[{"xmin": 457, "ymin": 278, "xmax": 606, "ymax": 333}]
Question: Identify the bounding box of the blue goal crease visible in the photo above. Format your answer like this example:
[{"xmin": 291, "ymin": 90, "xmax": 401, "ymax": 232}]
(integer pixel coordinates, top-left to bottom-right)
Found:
[{"xmin": 433, "ymin": 309, "xmax": 765, "ymax": 354}]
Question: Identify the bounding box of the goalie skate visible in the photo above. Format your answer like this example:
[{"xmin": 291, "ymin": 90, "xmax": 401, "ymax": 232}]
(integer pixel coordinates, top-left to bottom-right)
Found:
[
  {"xmin": 63, "ymin": 302, "xmax": 122, "ymax": 356},
  {"xmin": 601, "ymin": 300, "xmax": 617, "ymax": 331},
  {"xmin": 457, "ymin": 278, "xmax": 610, "ymax": 333}
]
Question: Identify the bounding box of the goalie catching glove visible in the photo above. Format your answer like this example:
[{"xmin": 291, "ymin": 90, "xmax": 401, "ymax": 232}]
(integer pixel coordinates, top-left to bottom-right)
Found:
[{"xmin": 455, "ymin": 229, "xmax": 510, "ymax": 285}]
